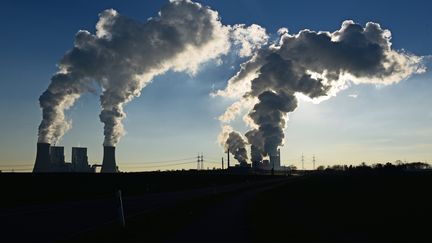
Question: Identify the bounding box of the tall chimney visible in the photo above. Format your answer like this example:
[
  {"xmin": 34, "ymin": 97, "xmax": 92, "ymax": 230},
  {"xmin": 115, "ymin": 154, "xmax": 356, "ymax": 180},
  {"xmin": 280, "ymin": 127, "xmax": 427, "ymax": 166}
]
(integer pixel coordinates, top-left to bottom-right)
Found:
[
  {"xmin": 278, "ymin": 149, "xmax": 281, "ymax": 167},
  {"xmin": 33, "ymin": 143, "xmax": 51, "ymax": 172},
  {"xmin": 101, "ymin": 146, "xmax": 117, "ymax": 173},
  {"xmin": 227, "ymin": 149, "xmax": 230, "ymax": 168}
]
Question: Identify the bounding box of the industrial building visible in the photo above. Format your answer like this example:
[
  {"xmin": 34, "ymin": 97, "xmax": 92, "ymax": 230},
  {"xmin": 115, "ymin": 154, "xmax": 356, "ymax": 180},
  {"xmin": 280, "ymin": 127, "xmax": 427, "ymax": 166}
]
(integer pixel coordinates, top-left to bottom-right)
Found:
[
  {"xmin": 226, "ymin": 148, "xmax": 286, "ymax": 174},
  {"xmin": 251, "ymin": 149, "xmax": 281, "ymax": 170},
  {"xmin": 34, "ymin": 140, "xmax": 287, "ymax": 174},
  {"xmin": 33, "ymin": 143, "xmax": 117, "ymax": 173}
]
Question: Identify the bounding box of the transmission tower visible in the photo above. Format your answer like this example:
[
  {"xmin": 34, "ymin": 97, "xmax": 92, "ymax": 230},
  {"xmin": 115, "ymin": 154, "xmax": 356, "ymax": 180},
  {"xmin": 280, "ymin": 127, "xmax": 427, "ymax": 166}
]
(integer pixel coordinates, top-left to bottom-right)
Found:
[
  {"xmin": 197, "ymin": 153, "xmax": 201, "ymax": 170},
  {"xmin": 312, "ymin": 154, "xmax": 316, "ymax": 170},
  {"xmin": 301, "ymin": 153, "xmax": 304, "ymax": 170},
  {"xmin": 200, "ymin": 153, "xmax": 204, "ymax": 170}
]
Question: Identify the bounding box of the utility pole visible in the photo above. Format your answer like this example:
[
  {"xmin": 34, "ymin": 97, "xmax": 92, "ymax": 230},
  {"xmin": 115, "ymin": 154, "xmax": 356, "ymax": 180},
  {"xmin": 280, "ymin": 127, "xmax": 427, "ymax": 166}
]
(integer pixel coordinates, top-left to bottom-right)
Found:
[
  {"xmin": 301, "ymin": 153, "xmax": 304, "ymax": 170},
  {"xmin": 312, "ymin": 155, "xmax": 316, "ymax": 170},
  {"xmin": 222, "ymin": 157, "xmax": 224, "ymax": 169},
  {"xmin": 116, "ymin": 190, "xmax": 126, "ymax": 228}
]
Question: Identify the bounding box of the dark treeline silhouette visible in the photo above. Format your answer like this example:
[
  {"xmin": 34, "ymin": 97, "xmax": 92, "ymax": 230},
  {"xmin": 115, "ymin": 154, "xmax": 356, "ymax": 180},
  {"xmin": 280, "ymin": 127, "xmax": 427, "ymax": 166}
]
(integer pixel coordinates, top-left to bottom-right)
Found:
[
  {"xmin": 314, "ymin": 161, "xmax": 431, "ymax": 173},
  {"xmin": 0, "ymin": 171, "xmax": 278, "ymax": 207},
  {"xmin": 1, "ymin": 163, "xmax": 431, "ymax": 242}
]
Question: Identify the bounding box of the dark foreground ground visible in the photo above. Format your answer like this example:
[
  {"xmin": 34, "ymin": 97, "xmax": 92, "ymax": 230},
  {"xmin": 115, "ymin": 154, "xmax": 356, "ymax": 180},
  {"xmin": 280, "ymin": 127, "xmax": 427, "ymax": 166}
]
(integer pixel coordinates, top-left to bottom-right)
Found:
[{"xmin": 1, "ymin": 170, "xmax": 431, "ymax": 242}]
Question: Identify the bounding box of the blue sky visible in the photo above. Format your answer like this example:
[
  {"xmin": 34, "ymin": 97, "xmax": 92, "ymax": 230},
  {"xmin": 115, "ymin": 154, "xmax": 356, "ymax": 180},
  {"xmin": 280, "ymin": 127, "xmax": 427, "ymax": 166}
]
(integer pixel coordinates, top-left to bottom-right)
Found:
[{"xmin": 0, "ymin": 0, "xmax": 431, "ymax": 171}]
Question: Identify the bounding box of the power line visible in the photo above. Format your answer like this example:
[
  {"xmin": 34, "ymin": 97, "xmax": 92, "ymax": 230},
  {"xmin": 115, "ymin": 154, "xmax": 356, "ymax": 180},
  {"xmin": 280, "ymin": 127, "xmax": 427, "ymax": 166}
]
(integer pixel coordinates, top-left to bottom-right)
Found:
[
  {"xmin": 129, "ymin": 156, "xmax": 197, "ymax": 164},
  {"xmin": 0, "ymin": 164, "xmax": 33, "ymax": 167},
  {"xmin": 0, "ymin": 168, "xmax": 32, "ymax": 172},
  {"xmin": 206, "ymin": 157, "xmax": 224, "ymax": 161},
  {"xmin": 1, "ymin": 155, "xmax": 224, "ymax": 171},
  {"xmin": 0, "ymin": 157, "xmax": 197, "ymax": 167},
  {"xmin": 204, "ymin": 161, "xmax": 220, "ymax": 164},
  {"xmin": 123, "ymin": 161, "xmax": 197, "ymax": 169}
]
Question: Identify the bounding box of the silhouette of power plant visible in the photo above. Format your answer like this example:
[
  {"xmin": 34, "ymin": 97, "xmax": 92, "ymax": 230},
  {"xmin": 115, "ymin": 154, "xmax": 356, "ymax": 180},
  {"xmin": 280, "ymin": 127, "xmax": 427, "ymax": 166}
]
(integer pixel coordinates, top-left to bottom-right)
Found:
[
  {"xmin": 33, "ymin": 143, "xmax": 117, "ymax": 173},
  {"xmin": 32, "ymin": 141, "xmax": 303, "ymax": 173},
  {"xmin": 227, "ymin": 148, "xmax": 282, "ymax": 171}
]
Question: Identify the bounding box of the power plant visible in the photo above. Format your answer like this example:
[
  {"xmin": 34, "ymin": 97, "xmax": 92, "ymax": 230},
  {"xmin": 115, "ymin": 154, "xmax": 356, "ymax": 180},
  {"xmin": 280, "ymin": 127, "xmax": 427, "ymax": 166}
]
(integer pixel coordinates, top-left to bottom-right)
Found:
[
  {"xmin": 33, "ymin": 141, "xmax": 287, "ymax": 173},
  {"xmin": 33, "ymin": 143, "xmax": 116, "ymax": 173},
  {"xmin": 249, "ymin": 149, "xmax": 281, "ymax": 170},
  {"xmin": 227, "ymin": 148, "xmax": 285, "ymax": 173}
]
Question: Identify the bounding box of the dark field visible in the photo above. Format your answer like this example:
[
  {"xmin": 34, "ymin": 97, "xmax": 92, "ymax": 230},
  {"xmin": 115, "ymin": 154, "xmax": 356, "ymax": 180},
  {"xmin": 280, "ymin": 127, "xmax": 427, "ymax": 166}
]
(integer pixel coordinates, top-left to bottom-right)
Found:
[{"xmin": 1, "ymin": 170, "xmax": 431, "ymax": 242}]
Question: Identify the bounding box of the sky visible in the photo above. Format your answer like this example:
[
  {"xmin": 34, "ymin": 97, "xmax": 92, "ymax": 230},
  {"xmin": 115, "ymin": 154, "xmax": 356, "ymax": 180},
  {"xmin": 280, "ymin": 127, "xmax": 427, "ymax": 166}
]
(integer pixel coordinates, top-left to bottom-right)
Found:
[{"xmin": 0, "ymin": 0, "xmax": 431, "ymax": 172}]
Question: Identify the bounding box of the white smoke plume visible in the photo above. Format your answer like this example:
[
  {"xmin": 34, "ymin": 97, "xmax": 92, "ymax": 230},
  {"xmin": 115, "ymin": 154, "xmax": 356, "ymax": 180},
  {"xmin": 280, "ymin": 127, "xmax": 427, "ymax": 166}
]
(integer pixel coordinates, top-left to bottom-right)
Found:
[
  {"xmin": 38, "ymin": 0, "xmax": 265, "ymax": 146},
  {"xmin": 217, "ymin": 20, "xmax": 425, "ymax": 159},
  {"xmin": 218, "ymin": 125, "xmax": 248, "ymax": 165},
  {"xmin": 218, "ymin": 97, "xmax": 257, "ymax": 123},
  {"xmin": 231, "ymin": 24, "xmax": 268, "ymax": 57}
]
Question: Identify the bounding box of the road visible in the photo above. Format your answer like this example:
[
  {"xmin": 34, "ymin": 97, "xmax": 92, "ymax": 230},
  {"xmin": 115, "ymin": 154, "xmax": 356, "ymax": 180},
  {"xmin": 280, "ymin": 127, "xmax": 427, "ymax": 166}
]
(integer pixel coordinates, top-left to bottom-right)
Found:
[
  {"xmin": 167, "ymin": 179, "xmax": 289, "ymax": 243},
  {"xmin": 0, "ymin": 177, "xmax": 291, "ymax": 243}
]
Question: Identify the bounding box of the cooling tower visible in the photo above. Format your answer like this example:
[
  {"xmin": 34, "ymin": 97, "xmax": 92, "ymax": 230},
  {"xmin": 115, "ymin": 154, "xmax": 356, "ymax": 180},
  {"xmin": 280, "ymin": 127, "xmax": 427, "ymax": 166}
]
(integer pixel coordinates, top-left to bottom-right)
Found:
[
  {"xmin": 33, "ymin": 143, "xmax": 51, "ymax": 172},
  {"xmin": 72, "ymin": 147, "xmax": 89, "ymax": 172},
  {"xmin": 252, "ymin": 159, "xmax": 261, "ymax": 169},
  {"xmin": 101, "ymin": 146, "xmax": 118, "ymax": 173},
  {"xmin": 269, "ymin": 149, "xmax": 281, "ymax": 170},
  {"xmin": 50, "ymin": 146, "xmax": 65, "ymax": 164}
]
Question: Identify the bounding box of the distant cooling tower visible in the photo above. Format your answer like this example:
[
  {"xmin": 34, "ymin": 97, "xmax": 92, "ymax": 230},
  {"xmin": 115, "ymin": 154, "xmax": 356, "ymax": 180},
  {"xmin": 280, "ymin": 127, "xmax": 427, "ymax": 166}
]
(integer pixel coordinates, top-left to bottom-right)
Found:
[
  {"xmin": 252, "ymin": 159, "xmax": 261, "ymax": 169},
  {"xmin": 269, "ymin": 149, "xmax": 281, "ymax": 169},
  {"xmin": 33, "ymin": 143, "xmax": 51, "ymax": 172},
  {"xmin": 101, "ymin": 146, "xmax": 118, "ymax": 173},
  {"xmin": 72, "ymin": 147, "xmax": 90, "ymax": 172},
  {"xmin": 50, "ymin": 146, "xmax": 65, "ymax": 164}
]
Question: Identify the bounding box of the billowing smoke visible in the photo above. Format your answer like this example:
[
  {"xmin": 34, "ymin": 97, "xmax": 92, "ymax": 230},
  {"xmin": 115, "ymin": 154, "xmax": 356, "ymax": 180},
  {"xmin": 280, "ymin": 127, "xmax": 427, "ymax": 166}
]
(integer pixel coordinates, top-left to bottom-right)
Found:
[
  {"xmin": 219, "ymin": 125, "xmax": 248, "ymax": 165},
  {"xmin": 217, "ymin": 20, "xmax": 425, "ymax": 159},
  {"xmin": 38, "ymin": 0, "xmax": 266, "ymax": 146}
]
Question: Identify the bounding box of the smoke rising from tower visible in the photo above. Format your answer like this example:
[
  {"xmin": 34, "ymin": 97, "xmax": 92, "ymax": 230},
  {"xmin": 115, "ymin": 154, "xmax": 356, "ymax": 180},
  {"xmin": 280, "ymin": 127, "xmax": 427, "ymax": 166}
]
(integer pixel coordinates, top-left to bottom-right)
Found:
[
  {"xmin": 219, "ymin": 125, "xmax": 248, "ymax": 165},
  {"xmin": 37, "ymin": 0, "xmax": 266, "ymax": 146},
  {"xmin": 217, "ymin": 20, "xmax": 425, "ymax": 159}
]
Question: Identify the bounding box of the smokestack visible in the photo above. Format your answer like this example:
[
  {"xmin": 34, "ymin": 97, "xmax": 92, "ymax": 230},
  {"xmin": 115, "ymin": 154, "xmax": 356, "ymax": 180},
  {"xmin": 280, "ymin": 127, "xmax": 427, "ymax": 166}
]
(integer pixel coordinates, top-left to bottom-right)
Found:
[
  {"xmin": 223, "ymin": 130, "xmax": 249, "ymax": 166},
  {"xmin": 227, "ymin": 149, "xmax": 230, "ymax": 168},
  {"xmin": 33, "ymin": 143, "xmax": 51, "ymax": 172},
  {"xmin": 278, "ymin": 149, "xmax": 281, "ymax": 167},
  {"xmin": 101, "ymin": 146, "xmax": 117, "ymax": 173},
  {"xmin": 72, "ymin": 147, "xmax": 89, "ymax": 172}
]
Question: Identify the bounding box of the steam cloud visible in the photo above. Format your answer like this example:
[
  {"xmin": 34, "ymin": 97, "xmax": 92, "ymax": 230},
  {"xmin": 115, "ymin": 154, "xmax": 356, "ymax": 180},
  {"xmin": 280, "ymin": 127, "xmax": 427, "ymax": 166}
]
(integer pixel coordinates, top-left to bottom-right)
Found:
[
  {"xmin": 37, "ymin": 0, "xmax": 264, "ymax": 146},
  {"xmin": 217, "ymin": 20, "xmax": 425, "ymax": 161},
  {"xmin": 36, "ymin": 0, "xmax": 425, "ymax": 161},
  {"xmin": 219, "ymin": 125, "xmax": 248, "ymax": 165}
]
